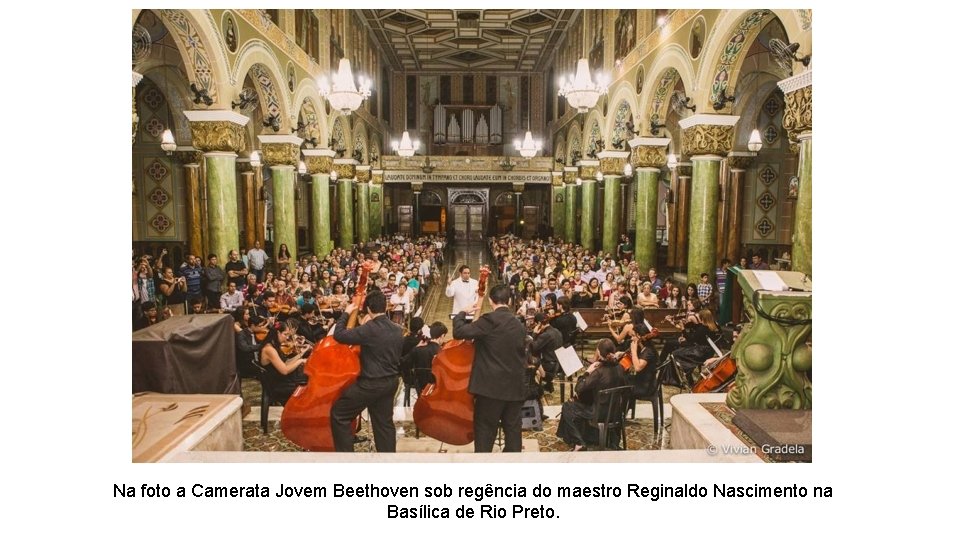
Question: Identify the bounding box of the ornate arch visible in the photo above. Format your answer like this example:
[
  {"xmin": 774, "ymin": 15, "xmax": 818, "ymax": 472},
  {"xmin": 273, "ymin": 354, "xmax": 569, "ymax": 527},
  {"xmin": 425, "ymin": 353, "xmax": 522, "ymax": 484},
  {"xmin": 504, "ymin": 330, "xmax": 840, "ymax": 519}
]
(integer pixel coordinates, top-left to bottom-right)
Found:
[
  {"xmin": 232, "ymin": 40, "xmax": 292, "ymax": 130},
  {"xmin": 296, "ymin": 97, "xmax": 324, "ymax": 147},
  {"xmin": 642, "ymin": 43, "xmax": 697, "ymax": 127},
  {"xmin": 696, "ymin": 9, "xmax": 809, "ymax": 108},
  {"xmin": 584, "ymin": 116, "xmax": 603, "ymax": 157},
  {"xmin": 154, "ymin": 9, "xmax": 227, "ymax": 106},
  {"xmin": 554, "ymin": 134, "xmax": 566, "ymax": 166},
  {"xmin": 566, "ymin": 123, "xmax": 582, "ymax": 164},
  {"xmin": 352, "ymin": 120, "xmax": 368, "ymax": 163},
  {"xmin": 603, "ymin": 81, "xmax": 639, "ymax": 145},
  {"xmin": 330, "ymin": 115, "xmax": 351, "ymax": 156},
  {"xmin": 291, "ymin": 80, "xmax": 328, "ymax": 148}
]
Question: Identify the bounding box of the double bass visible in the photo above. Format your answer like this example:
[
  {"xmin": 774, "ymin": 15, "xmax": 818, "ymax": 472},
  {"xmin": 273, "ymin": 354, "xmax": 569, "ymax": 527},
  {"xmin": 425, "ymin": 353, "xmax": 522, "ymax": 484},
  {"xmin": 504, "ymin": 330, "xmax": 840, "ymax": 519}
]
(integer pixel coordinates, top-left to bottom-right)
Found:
[
  {"xmin": 413, "ymin": 265, "xmax": 490, "ymax": 446},
  {"xmin": 279, "ymin": 260, "xmax": 374, "ymax": 451}
]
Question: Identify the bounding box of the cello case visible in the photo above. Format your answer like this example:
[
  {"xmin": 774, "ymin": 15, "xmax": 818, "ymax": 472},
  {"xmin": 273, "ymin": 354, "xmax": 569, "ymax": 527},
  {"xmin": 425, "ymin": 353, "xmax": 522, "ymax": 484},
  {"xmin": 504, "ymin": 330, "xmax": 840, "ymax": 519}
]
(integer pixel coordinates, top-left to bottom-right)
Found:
[
  {"xmin": 280, "ymin": 261, "xmax": 374, "ymax": 451},
  {"xmin": 412, "ymin": 265, "xmax": 490, "ymax": 446}
]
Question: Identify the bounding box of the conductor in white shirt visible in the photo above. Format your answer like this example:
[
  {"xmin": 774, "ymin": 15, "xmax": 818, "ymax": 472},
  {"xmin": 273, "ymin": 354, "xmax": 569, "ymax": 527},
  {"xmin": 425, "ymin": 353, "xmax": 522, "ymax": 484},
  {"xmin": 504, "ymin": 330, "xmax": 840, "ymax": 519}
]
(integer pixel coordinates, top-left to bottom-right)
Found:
[{"xmin": 445, "ymin": 264, "xmax": 479, "ymax": 319}]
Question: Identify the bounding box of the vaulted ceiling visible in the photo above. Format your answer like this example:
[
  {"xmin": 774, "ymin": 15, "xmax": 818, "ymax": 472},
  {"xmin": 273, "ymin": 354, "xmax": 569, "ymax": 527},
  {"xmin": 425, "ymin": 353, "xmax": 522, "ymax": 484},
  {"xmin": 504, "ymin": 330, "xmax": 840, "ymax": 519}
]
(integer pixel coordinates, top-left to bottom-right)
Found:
[{"xmin": 361, "ymin": 9, "xmax": 578, "ymax": 71}]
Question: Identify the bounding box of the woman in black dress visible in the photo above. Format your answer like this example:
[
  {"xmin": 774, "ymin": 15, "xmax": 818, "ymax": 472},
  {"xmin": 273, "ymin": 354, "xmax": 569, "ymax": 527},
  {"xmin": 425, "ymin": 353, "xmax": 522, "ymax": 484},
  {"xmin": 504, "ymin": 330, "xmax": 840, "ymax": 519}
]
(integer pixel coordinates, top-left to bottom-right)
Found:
[
  {"xmin": 258, "ymin": 319, "xmax": 310, "ymax": 404},
  {"xmin": 556, "ymin": 338, "xmax": 627, "ymax": 451}
]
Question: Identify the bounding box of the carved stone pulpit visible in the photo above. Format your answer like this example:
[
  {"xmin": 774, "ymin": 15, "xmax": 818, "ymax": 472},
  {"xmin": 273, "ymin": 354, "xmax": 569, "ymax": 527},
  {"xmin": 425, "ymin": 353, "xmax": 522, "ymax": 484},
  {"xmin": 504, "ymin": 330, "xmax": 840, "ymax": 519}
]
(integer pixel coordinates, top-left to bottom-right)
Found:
[{"xmin": 727, "ymin": 269, "xmax": 812, "ymax": 410}]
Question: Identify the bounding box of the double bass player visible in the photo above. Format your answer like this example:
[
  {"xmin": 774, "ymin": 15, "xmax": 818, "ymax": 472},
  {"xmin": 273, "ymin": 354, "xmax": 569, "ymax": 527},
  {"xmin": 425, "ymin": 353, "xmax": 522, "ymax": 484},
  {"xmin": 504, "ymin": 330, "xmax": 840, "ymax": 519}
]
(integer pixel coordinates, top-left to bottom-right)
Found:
[{"xmin": 453, "ymin": 283, "xmax": 528, "ymax": 452}]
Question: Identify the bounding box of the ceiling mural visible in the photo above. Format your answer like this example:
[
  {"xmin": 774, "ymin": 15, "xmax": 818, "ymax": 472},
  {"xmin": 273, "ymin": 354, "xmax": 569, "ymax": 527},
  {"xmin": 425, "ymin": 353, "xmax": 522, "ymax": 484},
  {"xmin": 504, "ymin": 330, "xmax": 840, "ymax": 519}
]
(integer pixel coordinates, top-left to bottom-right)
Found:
[{"xmin": 362, "ymin": 9, "xmax": 577, "ymax": 71}]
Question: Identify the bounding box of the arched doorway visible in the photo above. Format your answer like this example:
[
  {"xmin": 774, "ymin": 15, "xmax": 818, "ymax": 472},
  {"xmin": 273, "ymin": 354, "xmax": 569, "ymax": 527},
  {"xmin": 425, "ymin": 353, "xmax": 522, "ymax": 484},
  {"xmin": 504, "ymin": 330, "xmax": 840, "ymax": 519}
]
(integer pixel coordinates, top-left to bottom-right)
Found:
[
  {"xmin": 447, "ymin": 188, "xmax": 488, "ymax": 243},
  {"xmin": 492, "ymin": 191, "xmax": 517, "ymax": 236}
]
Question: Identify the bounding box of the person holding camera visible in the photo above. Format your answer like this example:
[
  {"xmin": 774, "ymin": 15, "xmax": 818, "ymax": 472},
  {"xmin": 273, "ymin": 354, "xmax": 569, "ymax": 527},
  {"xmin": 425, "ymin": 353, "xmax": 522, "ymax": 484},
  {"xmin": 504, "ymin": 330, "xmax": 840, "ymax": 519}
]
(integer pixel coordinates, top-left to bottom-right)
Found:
[
  {"xmin": 330, "ymin": 291, "xmax": 403, "ymax": 452},
  {"xmin": 158, "ymin": 266, "xmax": 188, "ymax": 315}
]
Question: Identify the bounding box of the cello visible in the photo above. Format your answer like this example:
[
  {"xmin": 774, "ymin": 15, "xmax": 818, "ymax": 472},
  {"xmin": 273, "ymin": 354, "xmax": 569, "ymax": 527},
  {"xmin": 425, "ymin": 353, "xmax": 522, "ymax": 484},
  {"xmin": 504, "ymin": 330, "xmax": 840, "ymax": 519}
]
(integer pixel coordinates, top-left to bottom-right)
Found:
[
  {"xmin": 413, "ymin": 265, "xmax": 490, "ymax": 446},
  {"xmin": 279, "ymin": 260, "xmax": 374, "ymax": 451},
  {"xmin": 619, "ymin": 329, "xmax": 660, "ymax": 371},
  {"xmin": 693, "ymin": 352, "xmax": 737, "ymax": 393}
]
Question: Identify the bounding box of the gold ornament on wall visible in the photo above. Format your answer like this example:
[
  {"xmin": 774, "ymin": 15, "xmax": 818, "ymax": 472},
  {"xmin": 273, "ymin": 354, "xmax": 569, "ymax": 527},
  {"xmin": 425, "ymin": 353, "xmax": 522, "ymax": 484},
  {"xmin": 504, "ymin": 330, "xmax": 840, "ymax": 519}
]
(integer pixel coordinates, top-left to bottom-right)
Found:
[
  {"xmin": 304, "ymin": 155, "xmax": 333, "ymax": 175},
  {"xmin": 781, "ymin": 85, "xmax": 812, "ymax": 139},
  {"xmin": 261, "ymin": 143, "xmax": 300, "ymax": 167}
]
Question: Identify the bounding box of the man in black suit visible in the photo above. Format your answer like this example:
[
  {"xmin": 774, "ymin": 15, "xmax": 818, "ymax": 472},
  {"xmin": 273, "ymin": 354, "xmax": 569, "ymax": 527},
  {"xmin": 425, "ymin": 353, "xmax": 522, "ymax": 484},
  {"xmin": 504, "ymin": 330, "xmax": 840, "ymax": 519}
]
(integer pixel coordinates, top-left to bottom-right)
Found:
[
  {"xmin": 331, "ymin": 291, "xmax": 403, "ymax": 452},
  {"xmin": 453, "ymin": 283, "xmax": 527, "ymax": 453}
]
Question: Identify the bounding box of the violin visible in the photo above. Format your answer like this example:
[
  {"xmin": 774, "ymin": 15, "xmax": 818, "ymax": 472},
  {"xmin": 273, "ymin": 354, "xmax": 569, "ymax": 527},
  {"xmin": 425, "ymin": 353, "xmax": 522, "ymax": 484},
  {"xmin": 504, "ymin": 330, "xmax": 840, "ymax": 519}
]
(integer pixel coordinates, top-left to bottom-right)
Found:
[
  {"xmin": 619, "ymin": 329, "xmax": 659, "ymax": 371},
  {"xmin": 268, "ymin": 303, "xmax": 295, "ymax": 315},
  {"xmin": 413, "ymin": 264, "xmax": 491, "ymax": 446},
  {"xmin": 280, "ymin": 260, "xmax": 373, "ymax": 451}
]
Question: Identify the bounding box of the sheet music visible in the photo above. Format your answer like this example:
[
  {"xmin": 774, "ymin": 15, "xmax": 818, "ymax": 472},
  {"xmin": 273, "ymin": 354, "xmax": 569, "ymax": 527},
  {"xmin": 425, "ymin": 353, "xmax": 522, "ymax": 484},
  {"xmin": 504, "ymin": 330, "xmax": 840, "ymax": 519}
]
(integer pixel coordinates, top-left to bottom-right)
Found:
[
  {"xmin": 555, "ymin": 346, "xmax": 583, "ymax": 377},
  {"xmin": 754, "ymin": 270, "xmax": 789, "ymax": 291},
  {"xmin": 644, "ymin": 320, "xmax": 653, "ymax": 332},
  {"xmin": 573, "ymin": 312, "xmax": 588, "ymax": 331}
]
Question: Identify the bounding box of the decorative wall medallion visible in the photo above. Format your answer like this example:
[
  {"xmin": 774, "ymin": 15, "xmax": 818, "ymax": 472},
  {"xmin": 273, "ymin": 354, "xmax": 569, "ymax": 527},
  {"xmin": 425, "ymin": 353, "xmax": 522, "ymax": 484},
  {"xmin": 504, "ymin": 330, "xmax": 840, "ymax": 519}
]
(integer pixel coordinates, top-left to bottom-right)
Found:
[
  {"xmin": 146, "ymin": 160, "xmax": 169, "ymax": 183},
  {"xmin": 143, "ymin": 86, "xmax": 164, "ymax": 110},
  {"xmin": 763, "ymin": 124, "xmax": 779, "ymax": 145},
  {"xmin": 759, "ymin": 165, "xmax": 777, "ymax": 186},
  {"xmin": 148, "ymin": 187, "xmax": 171, "ymax": 209},
  {"xmin": 150, "ymin": 213, "xmax": 173, "ymax": 234},
  {"xmin": 757, "ymin": 191, "xmax": 776, "ymax": 212},
  {"xmin": 763, "ymin": 95, "xmax": 781, "ymax": 116},
  {"xmin": 144, "ymin": 117, "xmax": 164, "ymax": 139},
  {"xmin": 709, "ymin": 10, "xmax": 770, "ymax": 104},
  {"xmin": 755, "ymin": 216, "xmax": 774, "ymax": 237}
]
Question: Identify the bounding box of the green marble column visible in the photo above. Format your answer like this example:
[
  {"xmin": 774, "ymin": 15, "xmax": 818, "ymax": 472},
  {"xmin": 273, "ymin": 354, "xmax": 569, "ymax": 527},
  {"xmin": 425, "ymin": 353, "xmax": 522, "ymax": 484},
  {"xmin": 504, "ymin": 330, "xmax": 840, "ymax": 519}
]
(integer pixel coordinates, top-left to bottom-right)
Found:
[
  {"xmin": 338, "ymin": 179, "xmax": 355, "ymax": 248},
  {"xmin": 602, "ymin": 175, "xmax": 621, "ymax": 254},
  {"xmin": 580, "ymin": 179, "xmax": 597, "ymax": 250},
  {"xmin": 564, "ymin": 183, "xmax": 577, "ymax": 243},
  {"xmin": 203, "ymin": 152, "xmax": 240, "ymax": 266},
  {"xmin": 369, "ymin": 184, "xmax": 383, "ymax": 240},
  {"xmin": 552, "ymin": 185, "xmax": 565, "ymax": 239},
  {"xmin": 634, "ymin": 168, "xmax": 659, "ymax": 270},
  {"xmin": 687, "ymin": 156, "xmax": 722, "ymax": 283},
  {"xmin": 793, "ymin": 135, "xmax": 812, "ymax": 277},
  {"xmin": 271, "ymin": 165, "xmax": 297, "ymax": 272},
  {"xmin": 311, "ymin": 173, "xmax": 332, "ymax": 256},
  {"xmin": 356, "ymin": 181, "xmax": 370, "ymax": 244}
]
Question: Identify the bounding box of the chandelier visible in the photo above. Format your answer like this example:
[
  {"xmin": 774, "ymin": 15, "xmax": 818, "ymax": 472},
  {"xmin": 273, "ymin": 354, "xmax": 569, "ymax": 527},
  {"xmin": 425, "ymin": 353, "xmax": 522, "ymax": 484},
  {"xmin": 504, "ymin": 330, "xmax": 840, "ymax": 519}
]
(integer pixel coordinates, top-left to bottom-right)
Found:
[
  {"xmin": 747, "ymin": 129, "xmax": 763, "ymax": 152},
  {"xmin": 391, "ymin": 131, "xmax": 420, "ymax": 157},
  {"xmin": 558, "ymin": 59, "xmax": 608, "ymax": 113},
  {"xmin": 319, "ymin": 59, "xmax": 371, "ymax": 115},
  {"xmin": 514, "ymin": 131, "xmax": 542, "ymax": 158}
]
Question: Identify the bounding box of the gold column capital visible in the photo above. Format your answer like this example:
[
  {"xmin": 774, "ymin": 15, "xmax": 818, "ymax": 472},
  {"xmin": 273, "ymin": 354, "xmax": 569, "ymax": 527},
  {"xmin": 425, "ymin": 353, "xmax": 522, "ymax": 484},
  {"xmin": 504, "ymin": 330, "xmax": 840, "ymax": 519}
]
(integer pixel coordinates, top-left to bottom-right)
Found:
[
  {"xmin": 678, "ymin": 114, "xmax": 739, "ymax": 157},
  {"xmin": 333, "ymin": 158, "xmax": 358, "ymax": 180},
  {"xmin": 303, "ymin": 148, "xmax": 336, "ymax": 174},
  {"xmin": 184, "ymin": 110, "xmax": 249, "ymax": 153},
  {"xmin": 779, "ymin": 71, "xmax": 813, "ymax": 140},
  {"xmin": 551, "ymin": 172, "xmax": 563, "ymax": 186},
  {"xmin": 563, "ymin": 166, "xmax": 579, "ymax": 184},
  {"xmin": 628, "ymin": 137, "xmax": 671, "ymax": 168},
  {"xmin": 173, "ymin": 146, "xmax": 203, "ymax": 165},
  {"xmin": 577, "ymin": 159, "xmax": 600, "ymax": 181},
  {"xmin": 727, "ymin": 151, "xmax": 758, "ymax": 171},
  {"xmin": 258, "ymin": 134, "xmax": 304, "ymax": 167},
  {"xmin": 355, "ymin": 165, "xmax": 372, "ymax": 183},
  {"xmin": 597, "ymin": 150, "xmax": 630, "ymax": 175}
]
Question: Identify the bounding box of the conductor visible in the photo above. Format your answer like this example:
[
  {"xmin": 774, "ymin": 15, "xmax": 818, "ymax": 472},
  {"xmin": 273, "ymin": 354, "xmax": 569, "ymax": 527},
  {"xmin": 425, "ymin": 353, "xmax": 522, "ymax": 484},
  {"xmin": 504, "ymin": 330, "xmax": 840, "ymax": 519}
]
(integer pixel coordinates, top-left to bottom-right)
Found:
[
  {"xmin": 453, "ymin": 283, "xmax": 528, "ymax": 452},
  {"xmin": 330, "ymin": 290, "xmax": 403, "ymax": 452}
]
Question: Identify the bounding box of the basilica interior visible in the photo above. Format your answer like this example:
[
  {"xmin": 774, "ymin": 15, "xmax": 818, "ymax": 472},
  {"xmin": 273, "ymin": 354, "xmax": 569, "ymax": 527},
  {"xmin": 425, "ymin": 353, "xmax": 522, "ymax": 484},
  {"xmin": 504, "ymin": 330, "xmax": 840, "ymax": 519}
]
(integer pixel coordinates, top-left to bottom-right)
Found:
[{"xmin": 131, "ymin": 8, "xmax": 813, "ymax": 462}]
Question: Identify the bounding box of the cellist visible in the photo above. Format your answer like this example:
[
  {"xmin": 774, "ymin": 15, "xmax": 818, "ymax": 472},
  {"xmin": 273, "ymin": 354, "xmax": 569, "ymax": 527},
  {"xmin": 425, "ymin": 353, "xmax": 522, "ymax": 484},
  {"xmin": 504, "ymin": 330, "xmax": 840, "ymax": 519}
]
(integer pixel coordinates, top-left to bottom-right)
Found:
[
  {"xmin": 330, "ymin": 290, "xmax": 403, "ymax": 453},
  {"xmin": 452, "ymin": 284, "xmax": 528, "ymax": 453}
]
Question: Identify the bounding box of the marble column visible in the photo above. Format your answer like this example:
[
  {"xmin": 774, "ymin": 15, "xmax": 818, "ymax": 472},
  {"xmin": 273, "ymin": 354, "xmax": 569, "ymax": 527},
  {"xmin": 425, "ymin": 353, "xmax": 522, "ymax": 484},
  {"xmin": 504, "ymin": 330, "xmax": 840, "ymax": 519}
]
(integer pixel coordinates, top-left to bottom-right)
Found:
[
  {"xmin": 628, "ymin": 137, "xmax": 670, "ymax": 270},
  {"xmin": 551, "ymin": 172, "xmax": 564, "ymax": 239},
  {"xmin": 563, "ymin": 166, "xmax": 578, "ymax": 243},
  {"xmin": 725, "ymin": 152, "xmax": 756, "ymax": 263},
  {"xmin": 259, "ymin": 134, "xmax": 303, "ymax": 273},
  {"xmin": 674, "ymin": 165, "xmax": 692, "ymax": 271},
  {"xmin": 184, "ymin": 110, "xmax": 249, "ymax": 265},
  {"xmin": 240, "ymin": 170, "xmax": 256, "ymax": 249},
  {"xmin": 334, "ymin": 159, "xmax": 358, "ymax": 248},
  {"xmin": 370, "ymin": 170, "xmax": 384, "ymax": 239},
  {"xmin": 175, "ymin": 148, "xmax": 204, "ymax": 258},
  {"xmin": 578, "ymin": 160, "xmax": 600, "ymax": 251},
  {"xmin": 254, "ymin": 164, "xmax": 266, "ymax": 248},
  {"xmin": 304, "ymin": 148, "xmax": 335, "ymax": 256},
  {"xmin": 679, "ymin": 114, "xmax": 739, "ymax": 284},
  {"xmin": 779, "ymin": 71, "xmax": 813, "ymax": 277},
  {"xmin": 598, "ymin": 150, "xmax": 629, "ymax": 255},
  {"xmin": 412, "ymin": 186, "xmax": 421, "ymax": 236},
  {"xmin": 356, "ymin": 166, "xmax": 371, "ymax": 244}
]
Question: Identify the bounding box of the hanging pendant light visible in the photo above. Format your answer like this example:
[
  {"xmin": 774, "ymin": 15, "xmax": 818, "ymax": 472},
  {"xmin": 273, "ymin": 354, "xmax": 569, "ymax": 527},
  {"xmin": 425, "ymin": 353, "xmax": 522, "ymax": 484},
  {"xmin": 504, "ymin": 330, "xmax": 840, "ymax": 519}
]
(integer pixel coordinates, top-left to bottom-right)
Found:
[
  {"xmin": 319, "ymin": 58, "xmax": 371, "ymax": 115},
  {"xmin": 249, "ymin": 150, "xmax": 261, "ymax": 168},
  {"xmin": 558, "ymin": 59, "xmax": 608, "ymax": 113},
  {"xmin": 391, "ymin": 131, "xmax": 420, "ymax": 157},
  {"xmin": 667, "ymin": 153, "xmax": 678, "ymax": 171},
  {"xmin": 160, "ymin": 128, "xmax": 177, "ymax": 154},
  {"xmin": 514, "ymin": 130, "xmax": 542, "ymax": 158},
  {"xmin": 748, "ymin": 129, "xmax": 763, "ymax": 152}
]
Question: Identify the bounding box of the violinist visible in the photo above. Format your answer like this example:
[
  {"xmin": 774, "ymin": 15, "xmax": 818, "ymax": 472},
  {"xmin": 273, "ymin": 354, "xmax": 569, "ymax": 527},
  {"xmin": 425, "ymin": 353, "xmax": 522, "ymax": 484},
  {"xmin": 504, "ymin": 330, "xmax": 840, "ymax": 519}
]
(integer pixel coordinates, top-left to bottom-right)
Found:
[
  {"xmin": 609, "ymin": 308, "xmax": 646, "ymax": 352},
  {"xmin": 556, "ymin": 338, "xmax": 627, "ymax": 451},
  {"xmin": 550, "ymin": 296, "xmax": 578, "ymax": 348},
  {"xmin": 529, "ymin": 312, "xmax": 563, "ymax": 393},
  {"xmin": 330, "ymin": 291, "xmax": 403, "ymax": 453},
  {"xmin": 231, "ymin": 307, "xmax": 263, "ymax": 378},
  {"xmin": 258, "ymin": 319, "xmax": 310, "ymax": 404},
  {"xmin": 404, "ymin": 322, "xmax": 448, "ymax": 394},
  {"xmin": 273, "ymin": 280, "xmax": 299, "ymax": 315},
  {"xmin": 453, "ymin": 284, "xmax": 527, "ymax": 453},
  {"xmin": 296, "ymin": 303, "xmax": 327, "ymax": 344},
  {"xmin": 627, "ymin": 327, "xmax": 658, "ymax": 399}
]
